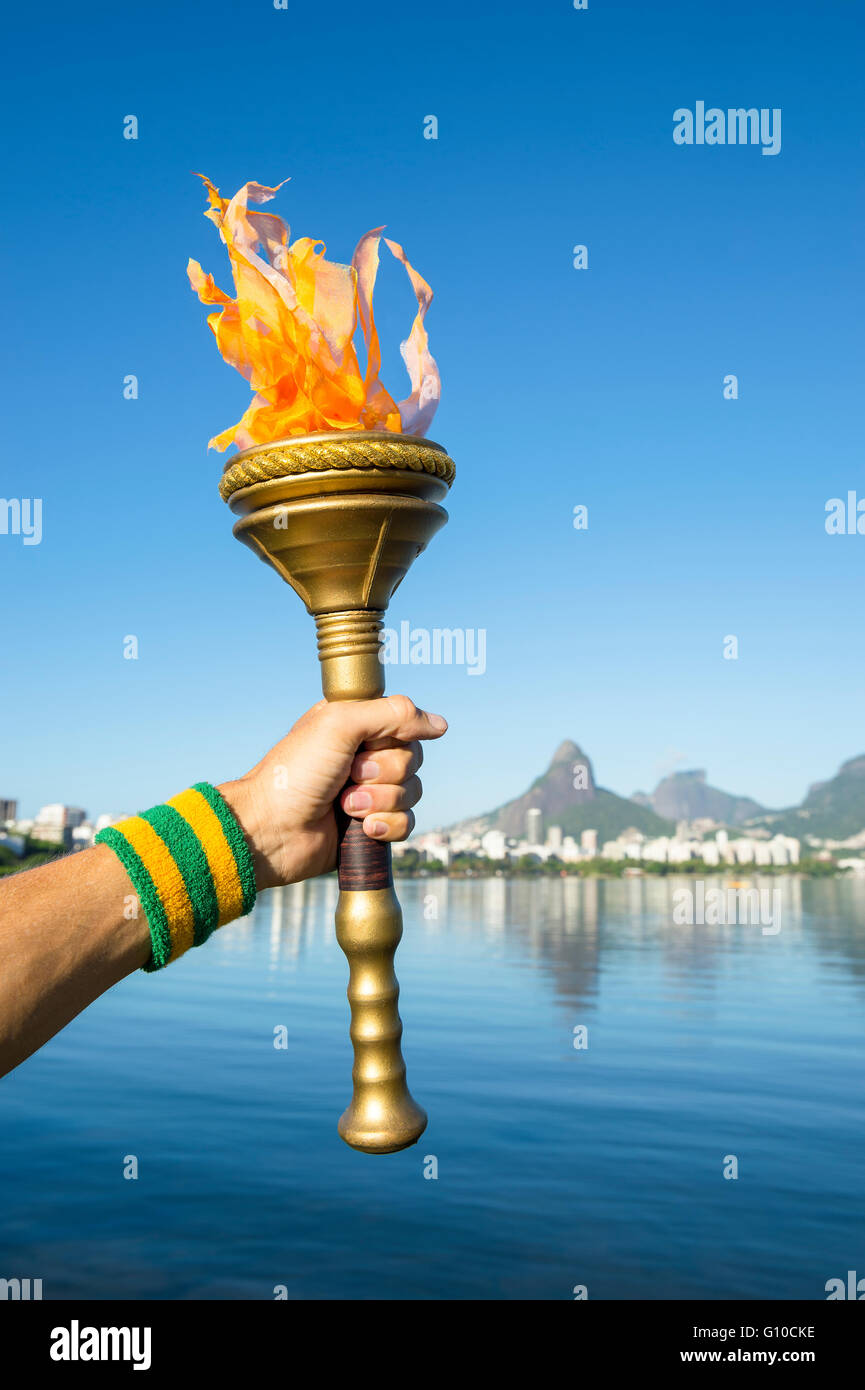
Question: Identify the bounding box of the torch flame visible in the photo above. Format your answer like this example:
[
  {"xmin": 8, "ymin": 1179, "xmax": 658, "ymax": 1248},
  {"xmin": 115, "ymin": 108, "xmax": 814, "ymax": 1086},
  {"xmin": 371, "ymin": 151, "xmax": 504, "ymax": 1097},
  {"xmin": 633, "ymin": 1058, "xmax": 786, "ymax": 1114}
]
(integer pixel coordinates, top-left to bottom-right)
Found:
[{"xmin": 187, "ymin": 176, "xmax": 441, "ymax": 451}]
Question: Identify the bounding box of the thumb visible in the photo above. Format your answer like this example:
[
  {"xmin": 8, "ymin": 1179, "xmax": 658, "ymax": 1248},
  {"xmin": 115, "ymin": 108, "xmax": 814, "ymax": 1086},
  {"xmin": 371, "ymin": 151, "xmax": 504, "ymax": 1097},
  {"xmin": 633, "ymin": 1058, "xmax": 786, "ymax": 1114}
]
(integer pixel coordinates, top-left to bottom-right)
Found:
[{"xmin": 328, "ymin": 694, "xmax": 448, "ymax": 750}]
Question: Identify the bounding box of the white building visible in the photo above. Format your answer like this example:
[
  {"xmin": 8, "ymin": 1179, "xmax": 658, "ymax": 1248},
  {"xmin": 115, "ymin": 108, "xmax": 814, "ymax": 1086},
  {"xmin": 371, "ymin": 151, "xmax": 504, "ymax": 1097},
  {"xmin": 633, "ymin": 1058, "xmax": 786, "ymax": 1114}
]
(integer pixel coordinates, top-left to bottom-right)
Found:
[
  {"xmin": 621, "ymin": 832, "xmax": 646, "ymax": 860},
  {"xmin": 481, "ymin": 829, "xmax": 507, "ymax": 860},
  {"xmin": 767, "ymin": 834, "xmax": 799, "ymax": 866},
  {"xmin": 546, "ymin": 825, "xmax": 563, "ymax": 852},
  {"xmin": 409, "ymin": 831, "xmax": 451, "ymax": 865},
  {"xmin": 71, "ymin": 824, "xmax": 96, "ymax": 851},
  {"xmin": 30, "ymin": 805, "xmax": 70, "ymax": 845},
  {"xmin": 447, "ymin": 830, "xmax": 476, "ymax": 855}
]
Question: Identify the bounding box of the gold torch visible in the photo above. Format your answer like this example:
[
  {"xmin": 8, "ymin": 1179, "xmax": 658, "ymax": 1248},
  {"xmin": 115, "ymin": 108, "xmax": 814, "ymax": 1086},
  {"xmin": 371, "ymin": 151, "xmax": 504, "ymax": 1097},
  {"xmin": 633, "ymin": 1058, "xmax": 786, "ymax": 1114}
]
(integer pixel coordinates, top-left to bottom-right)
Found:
[
  {"xmin": 189, "ymin": 174, "xmax": 452, "ymax": 1152},
  {"xmin": 218, "ymin": 431, "xmax": 455, "ymax": 1152}
]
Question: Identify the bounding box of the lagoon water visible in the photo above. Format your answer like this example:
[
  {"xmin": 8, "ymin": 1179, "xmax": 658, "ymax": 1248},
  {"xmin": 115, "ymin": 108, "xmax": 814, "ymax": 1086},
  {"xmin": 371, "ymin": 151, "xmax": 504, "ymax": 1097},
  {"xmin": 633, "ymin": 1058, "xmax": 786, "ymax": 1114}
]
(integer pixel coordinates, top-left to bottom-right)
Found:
[{"xmin": 1, "ymin": 875, "xmax": 863, "ymax": 1300}]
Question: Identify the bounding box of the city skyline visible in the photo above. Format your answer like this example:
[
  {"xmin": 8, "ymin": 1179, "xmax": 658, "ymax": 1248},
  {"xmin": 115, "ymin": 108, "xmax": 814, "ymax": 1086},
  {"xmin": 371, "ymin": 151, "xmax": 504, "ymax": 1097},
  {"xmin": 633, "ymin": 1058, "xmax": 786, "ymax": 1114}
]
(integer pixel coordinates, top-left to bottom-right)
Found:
[
  {"xmin": 0, "ymin": 792, "xmax": 812, "ymax": 870},
  {"xmin": 404, "ymin": 815, "xmax": 805, "ymax": 871},
  {"xmin": 3, "ymin": 722, "xmax": 864, "ymax": 831},
  {"xmin": 7, "ymin": 732, "xmax": 865, "ymax": 855}
]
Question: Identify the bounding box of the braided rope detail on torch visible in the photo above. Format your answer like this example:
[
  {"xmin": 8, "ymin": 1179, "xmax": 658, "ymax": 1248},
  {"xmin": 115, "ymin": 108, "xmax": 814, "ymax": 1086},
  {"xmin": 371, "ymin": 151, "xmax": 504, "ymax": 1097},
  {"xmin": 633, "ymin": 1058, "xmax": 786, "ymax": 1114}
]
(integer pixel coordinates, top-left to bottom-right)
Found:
[{"xmin": 219, "ymin": 438, "xmax": 456, "ymax": 501}]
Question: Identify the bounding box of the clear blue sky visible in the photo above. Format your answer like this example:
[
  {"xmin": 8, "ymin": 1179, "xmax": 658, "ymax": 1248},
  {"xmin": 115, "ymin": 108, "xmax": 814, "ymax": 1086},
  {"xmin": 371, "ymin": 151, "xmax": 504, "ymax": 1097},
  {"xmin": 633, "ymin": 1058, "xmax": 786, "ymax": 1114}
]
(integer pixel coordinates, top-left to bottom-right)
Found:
[{"xmin": 1, "ymin": 0, "xmax": 863, "ymax": 827}]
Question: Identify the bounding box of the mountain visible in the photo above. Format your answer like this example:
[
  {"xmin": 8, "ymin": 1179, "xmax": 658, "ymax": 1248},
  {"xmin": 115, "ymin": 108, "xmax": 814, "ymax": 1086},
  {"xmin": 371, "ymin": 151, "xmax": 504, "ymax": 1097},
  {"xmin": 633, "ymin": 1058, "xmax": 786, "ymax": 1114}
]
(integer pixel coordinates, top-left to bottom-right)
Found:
[
  {"xmin": 444, "ymin": 744, "xmax": 865, "ymax": 848},
  {"xmin": 746, "ymin": 755, "xmax": 865, "ymax": 841},
  {"xmin": 449, "ymin": 739, "xmax": 675, "ymax": 844},
  {"xmin": 646, "ymin": 769, "xmax": 766, "ymax": 827}
]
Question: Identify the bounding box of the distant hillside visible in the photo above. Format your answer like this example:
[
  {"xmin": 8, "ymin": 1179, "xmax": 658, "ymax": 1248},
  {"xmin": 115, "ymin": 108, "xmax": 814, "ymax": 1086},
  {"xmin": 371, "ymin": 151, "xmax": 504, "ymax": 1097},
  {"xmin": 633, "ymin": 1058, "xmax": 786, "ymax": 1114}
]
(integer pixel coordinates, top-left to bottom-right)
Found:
[
  {"xmin": 747, "ymin": 755, "xmax": 865, "ymax": 841},
  {"xmin": 449, "ymin": 739, "xmax": 674, "ymax": 844},
  {"xmin": 647, "ymin": 769, "xmax": 766, "ymax": 827},
  {"xmin": 444, "ymin": 744, "xmax": 865, "ymax": 848}
]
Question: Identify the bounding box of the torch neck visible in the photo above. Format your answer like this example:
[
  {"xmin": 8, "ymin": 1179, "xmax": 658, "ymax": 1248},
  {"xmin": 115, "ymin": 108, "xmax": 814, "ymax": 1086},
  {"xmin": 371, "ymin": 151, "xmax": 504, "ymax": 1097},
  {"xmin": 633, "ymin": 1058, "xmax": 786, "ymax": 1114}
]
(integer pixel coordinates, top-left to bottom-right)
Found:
[{"xmin": 315, "ymin": 609, "xmax": 386, "ymax": 701}]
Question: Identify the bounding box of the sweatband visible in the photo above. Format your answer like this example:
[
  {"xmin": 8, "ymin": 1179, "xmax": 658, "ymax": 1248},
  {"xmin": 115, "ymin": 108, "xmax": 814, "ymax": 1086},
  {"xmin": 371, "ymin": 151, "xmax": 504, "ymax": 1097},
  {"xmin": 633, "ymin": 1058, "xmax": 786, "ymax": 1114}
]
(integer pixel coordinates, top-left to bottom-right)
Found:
[{"xmin": 95, "ymin": 782, "xmax": 257, "ymax": 972}]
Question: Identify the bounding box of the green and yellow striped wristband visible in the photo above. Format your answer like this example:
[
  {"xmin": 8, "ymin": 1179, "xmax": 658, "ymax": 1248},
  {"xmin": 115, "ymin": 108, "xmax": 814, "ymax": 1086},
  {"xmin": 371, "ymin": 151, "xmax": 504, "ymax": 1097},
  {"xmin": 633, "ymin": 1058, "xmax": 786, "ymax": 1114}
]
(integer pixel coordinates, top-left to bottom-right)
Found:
[{"xmin": 95, "ymin": 782, "xmax": 257, "ymax": 972}]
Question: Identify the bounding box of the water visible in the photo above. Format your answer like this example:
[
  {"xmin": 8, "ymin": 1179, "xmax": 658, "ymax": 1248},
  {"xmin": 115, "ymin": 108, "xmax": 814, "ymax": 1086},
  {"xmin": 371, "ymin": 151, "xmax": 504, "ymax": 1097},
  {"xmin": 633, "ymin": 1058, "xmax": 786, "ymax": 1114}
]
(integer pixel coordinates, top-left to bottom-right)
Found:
[{"xmin": 1, "ymin": 875, "xmax": 863, "ymax": 1300}]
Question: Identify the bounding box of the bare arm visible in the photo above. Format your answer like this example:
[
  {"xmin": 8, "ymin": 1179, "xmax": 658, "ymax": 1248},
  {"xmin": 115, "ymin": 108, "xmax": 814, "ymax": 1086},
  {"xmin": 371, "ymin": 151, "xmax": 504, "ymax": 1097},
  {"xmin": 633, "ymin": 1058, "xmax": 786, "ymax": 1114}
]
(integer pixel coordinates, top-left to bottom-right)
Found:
[
  {"xmin": 0, "ymin": 845, "xmax": 152, "ymax": 1075},
  {"xmin": 0, "ymin": 695, "xmax": 446, "ymax": 1077}
]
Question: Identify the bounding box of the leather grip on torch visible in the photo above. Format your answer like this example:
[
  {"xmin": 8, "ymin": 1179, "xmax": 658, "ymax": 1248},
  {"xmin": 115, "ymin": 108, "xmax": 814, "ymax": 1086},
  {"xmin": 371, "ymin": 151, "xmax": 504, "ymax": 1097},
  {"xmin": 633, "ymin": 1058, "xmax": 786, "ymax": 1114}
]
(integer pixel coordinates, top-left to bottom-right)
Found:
[{"xmin": 319, "ymin": 609, "xmax": 428, "ymax": 1155}]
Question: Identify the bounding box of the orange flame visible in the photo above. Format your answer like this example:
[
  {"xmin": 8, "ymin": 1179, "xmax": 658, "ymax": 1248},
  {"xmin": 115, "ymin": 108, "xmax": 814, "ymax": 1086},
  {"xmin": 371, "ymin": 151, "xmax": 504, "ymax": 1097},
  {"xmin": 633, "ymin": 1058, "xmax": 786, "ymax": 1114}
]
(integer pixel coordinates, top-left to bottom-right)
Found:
[{"xmin": 187, "ymin": 176, "xmax": 440, "ymax": 451}]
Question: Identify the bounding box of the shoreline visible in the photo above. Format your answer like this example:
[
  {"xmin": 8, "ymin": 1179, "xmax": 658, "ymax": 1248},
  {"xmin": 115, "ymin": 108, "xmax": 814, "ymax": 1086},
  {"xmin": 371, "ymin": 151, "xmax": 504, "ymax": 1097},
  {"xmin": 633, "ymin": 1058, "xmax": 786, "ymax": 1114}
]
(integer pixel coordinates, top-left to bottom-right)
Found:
[{"xmin": 393, "ymin": 857, "xmax": 852, "ymax": 881}]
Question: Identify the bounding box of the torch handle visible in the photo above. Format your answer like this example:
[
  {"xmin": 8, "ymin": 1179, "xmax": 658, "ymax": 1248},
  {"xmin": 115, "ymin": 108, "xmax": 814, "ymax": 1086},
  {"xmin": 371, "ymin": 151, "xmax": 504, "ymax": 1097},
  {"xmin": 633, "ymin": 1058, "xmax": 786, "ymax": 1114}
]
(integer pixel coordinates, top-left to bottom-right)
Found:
[
  {"xmin": 337, "ymin": 814, "xmax": 393, "ymax": 890},
  {"xmin": 333, "ymin": 808, "xmax": 427, "ymax": 1153},
  {"xmin": 314, "ymin": 607, "xmax": 427, "ymax": 1151}
]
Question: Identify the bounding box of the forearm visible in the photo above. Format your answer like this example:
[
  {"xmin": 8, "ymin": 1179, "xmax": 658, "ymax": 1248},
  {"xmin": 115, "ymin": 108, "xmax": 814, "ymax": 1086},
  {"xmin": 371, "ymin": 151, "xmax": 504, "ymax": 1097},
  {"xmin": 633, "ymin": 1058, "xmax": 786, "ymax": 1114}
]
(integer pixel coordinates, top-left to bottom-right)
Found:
[
  {"xmin": 0, "ymin": 783, "xmax": 265, "ymax": 1078},
  {"xmin": 0, "ymin": 846, "xmax": 151, "ymax": 1077},
  {"xmin": 0, "ymin": 695, "xmax": 444, "ymax": 1080}
]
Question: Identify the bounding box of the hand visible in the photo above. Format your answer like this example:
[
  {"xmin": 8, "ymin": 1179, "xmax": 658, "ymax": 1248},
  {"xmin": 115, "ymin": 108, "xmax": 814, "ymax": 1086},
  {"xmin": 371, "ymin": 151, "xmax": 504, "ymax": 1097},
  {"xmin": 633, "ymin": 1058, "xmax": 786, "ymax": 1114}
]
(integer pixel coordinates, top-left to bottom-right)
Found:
[{"xmin": 217, "ymin": 694, "xmax": 448, "ymax": 890}]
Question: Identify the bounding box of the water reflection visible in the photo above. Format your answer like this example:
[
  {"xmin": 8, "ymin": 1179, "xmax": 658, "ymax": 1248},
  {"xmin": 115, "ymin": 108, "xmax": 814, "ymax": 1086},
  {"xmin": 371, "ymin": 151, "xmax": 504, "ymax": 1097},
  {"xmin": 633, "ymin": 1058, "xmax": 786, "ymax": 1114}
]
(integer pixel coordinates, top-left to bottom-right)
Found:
[
  {"xmin": 264, "ymin": 877, "xmax": 339, "ymax": 969},
  {"xmin": 4, "ymin": 873, "xmax": 864, "ymax": 1300},
  {"xmin": 257, "ymin": 871, "xmax": 865, "ymax": 1009}
]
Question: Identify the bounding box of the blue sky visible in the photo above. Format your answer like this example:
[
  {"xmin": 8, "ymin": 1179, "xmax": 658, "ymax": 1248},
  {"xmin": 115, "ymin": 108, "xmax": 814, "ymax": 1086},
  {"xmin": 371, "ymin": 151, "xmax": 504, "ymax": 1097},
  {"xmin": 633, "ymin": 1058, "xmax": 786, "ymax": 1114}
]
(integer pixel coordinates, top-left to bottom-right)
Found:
[{"xmin": 1, "ymin": 0, "xmax": 863, "ymax": 827}]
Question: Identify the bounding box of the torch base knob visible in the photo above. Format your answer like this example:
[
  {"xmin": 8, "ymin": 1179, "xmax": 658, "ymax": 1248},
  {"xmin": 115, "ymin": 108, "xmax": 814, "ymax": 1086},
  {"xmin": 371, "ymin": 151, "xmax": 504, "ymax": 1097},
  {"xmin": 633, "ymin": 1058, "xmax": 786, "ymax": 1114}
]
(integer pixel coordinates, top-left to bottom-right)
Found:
[{"xmin": 337, "ymin": 1097, "xmax": 428, "ymax": 1156}]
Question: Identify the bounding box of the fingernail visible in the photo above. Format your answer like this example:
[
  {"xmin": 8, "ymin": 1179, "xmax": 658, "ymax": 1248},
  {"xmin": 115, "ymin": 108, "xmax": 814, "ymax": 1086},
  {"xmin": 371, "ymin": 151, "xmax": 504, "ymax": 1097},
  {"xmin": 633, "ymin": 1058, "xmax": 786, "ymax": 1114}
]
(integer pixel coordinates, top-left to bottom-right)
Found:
[
  {"xmin": 366, "ymin": 819, "xmax": 388, "ymax": 838},
  {"xmin": 346, "ymin": 789, "xmax": 373, "ymax": 811},
  {"xmin": 355, "ymin": 758, "xmax": 380, "ymax": 780},
  {"xmin": 429, "ymin": 714, "xmax": 447, "ymax": 732}
]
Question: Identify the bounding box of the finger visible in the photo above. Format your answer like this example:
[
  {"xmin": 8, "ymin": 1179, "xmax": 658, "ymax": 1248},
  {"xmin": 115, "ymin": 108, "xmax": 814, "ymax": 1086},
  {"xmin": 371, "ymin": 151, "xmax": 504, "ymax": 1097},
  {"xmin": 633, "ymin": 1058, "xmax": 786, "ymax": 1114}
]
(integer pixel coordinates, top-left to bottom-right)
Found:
[
  {"xmin": 326, "ymin": 695, "xmax": 447, "ymax": 751},
  {"xmin": 359, "ymin": 734, "xmax": 424, "ymax": 756},
  {"xmin": 341, "ymin": 777, "xmax": 422, "ymax": 818},
  {"xmin": 361, "ymin": 810, "xmax": 416, "ymax": 842},
  {"xmin": 350, "ymin": 743, "xmax": 423, "ymax": 785}
]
